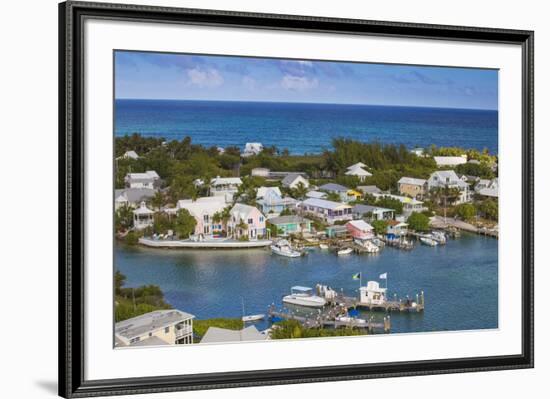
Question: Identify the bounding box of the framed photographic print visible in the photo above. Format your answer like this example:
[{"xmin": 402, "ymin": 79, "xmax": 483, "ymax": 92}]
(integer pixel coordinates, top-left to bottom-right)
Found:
[{"xmin": 59, "ymin": 1, "xmax": 534, "ymax": 397}]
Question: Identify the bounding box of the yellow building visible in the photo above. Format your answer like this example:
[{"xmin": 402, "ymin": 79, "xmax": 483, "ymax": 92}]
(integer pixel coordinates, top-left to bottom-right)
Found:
[
  {"xmin": 397, "ymin": 177, "xmax": 428, "ymax": 200},
  {"xmin": 115, "ymin": 309, "xmax": 195, "ymax": 347}
]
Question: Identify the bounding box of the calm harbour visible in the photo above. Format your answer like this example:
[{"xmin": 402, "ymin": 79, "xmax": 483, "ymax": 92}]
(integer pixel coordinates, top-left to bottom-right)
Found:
[{"xmin": 115, "ymin": 233, "xmax": 498, "ymax": 334}]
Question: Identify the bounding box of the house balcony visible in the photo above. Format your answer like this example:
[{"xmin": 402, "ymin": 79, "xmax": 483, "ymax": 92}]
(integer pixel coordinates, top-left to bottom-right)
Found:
[{"xmin": 175, "ymin": 325, "xmax": 193, "ymax": 338}]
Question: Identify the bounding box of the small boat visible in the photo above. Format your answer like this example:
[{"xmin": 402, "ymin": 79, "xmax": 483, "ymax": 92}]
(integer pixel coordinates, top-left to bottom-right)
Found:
[
  {"xmin": 242, "ymin": 314, "xmax": 265, "ymax": 322},
  {"xmin": 337, "ymin": 247, "xmax": 354, "ymax": 256},
  {"xmin": 354, "ymin": 239, "xmax": 379, "ymax": 253},
  {"xmin": 431, "ymin": 231, "xmax": 447, "ymax": 244},
  {"xmin": 371, "ymin": 237, "xmax": 385, "ymax": 247},
  {"xmin": 319, "ymin": 243, "xmax": 329, "ymax": 249},
  {"xmin": 283, "ymin": 286, "xmax": 326, "ymax": 308},
  {"xmin": 271, "ymin": 239, "xmax": 301, "ymax": 258},
  {"xmin": 335, "ymin": 316, "xmax": 368, "ymax": 326},
  {"xmin": 420, "ymin": 237, "xmax": 438, "ymax": 246}
]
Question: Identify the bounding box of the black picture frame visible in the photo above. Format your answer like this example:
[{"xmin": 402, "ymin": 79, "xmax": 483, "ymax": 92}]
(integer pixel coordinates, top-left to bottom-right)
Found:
[{"xmin": 59, "ymin": 1, "xmax": 534, "ymax": 397}]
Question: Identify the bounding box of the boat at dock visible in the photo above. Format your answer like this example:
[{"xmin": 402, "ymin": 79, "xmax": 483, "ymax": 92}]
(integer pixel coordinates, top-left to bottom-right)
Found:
[
  {"xmin": 337, "ymin": 247, "xmax": 354, "ymax": 256},
  {"xmin": 354, "ymin": 239, "xmax": 379, "ymax": 253},
  {"xmin": 283, "ymin": 286, "xmax": 326, "ymax": 308},
  {"xmin": 242, "ymin": 314, "xmax": 265, "ymax": 322},
  {"xmin": 420, "ymin": 237, "xmax": 438, "ymax": 246},
  {"xmin": 271, "ymin": 239, "xmax": 302, "ymax": 258},
  {"xmin": 335, "ymin": 315, "xmax": 368, "ymax": 327},
  {"xmin": 319, "ymin": 243, "xmax": 329, "ymax": 249},
  {"xmin": 431, "ymin": 231, "xmax": 447, "ymax": 244}
]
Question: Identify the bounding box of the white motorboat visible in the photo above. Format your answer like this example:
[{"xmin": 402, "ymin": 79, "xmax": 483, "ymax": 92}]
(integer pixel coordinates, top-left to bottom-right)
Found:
[
  {"xmin": 283, "ymin": 286, "xmax": 326, "ymax": 308},
  {"xmin": 271, "ymin": 240, "xmax": 301, "ymax": 258},
  {"xmin": 319, "ymin": 243, "xmax": 329, "ymax": 249},
  {"xmin": 420, "ymin": 237, "xmax": 438, "ymax": 246},
  {"xmin": 354, "ymin": 239, "xmax": 379, "ymax": 253},
  {"xmin": 335, "ymin": 316, "xmax": 368, "ymax": 326},
  {"xmin": 337, "ymin": 247, "xmax": 354, "ymax": 256},
  {"xmin": 242, "ymin": 314, "xmax": 265, "ymax": 322},
  {"xmin": 431, "ymin": 231, "xmax": 447, "ymax": 244}
]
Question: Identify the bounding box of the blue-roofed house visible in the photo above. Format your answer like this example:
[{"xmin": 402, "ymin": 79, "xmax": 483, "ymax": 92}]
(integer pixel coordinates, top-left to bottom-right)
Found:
[
  {"xmin": 300, "ymin": 198, "xmax": 353, "ymax": 225},
  {"xmin": 256, "ymin": 186, "xmax": 298, "ymax": 217}
]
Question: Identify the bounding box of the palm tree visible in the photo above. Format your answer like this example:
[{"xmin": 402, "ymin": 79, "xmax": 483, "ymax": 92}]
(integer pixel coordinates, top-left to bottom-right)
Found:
[
  {"xmin": 151, "ymin": 191, "xmax": 164, "ymax": 212},
  {"xmin": 430, "ymin": 186, "xmax": 462, "ymax": 223},
  {"xmin": 291, "ymin": 182, "xmax": 308, "ymax": 200}
]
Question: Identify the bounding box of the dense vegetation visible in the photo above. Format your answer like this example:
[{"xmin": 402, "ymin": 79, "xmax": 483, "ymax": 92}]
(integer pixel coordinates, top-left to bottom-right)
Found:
[
  {"xmin": 115, "ymin": 271, "xmax": 172, "ymax": 322},
  {"xmin": 270, "ymin": 320, "xmax": 367, "ymax": 339}
]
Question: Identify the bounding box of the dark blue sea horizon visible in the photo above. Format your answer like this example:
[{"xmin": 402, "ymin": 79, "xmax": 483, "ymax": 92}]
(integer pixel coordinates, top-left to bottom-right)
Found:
[{"xmin": 115, "ymin": 99, "xmax": 498, "ymax": 155}]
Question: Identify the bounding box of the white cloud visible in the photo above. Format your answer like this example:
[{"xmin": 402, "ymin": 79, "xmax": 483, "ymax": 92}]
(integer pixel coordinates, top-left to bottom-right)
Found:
[
  {"xmin": 242, "ymin": 76, "xmax": 256, "ymax": 90},
  {"xmin": 280, "ymin": 75, "xmax": 319, "ymax": 91},
  {"xmin": 187, "ymin": 68, "xmax": 224, "ymax": 88}
]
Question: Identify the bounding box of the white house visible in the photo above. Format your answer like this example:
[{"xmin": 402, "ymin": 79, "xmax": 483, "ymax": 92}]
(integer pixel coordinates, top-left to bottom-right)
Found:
[
  {"xmin": 115, "ymin": 187, "xmax": 156, "ymax": 210},
  {"xmin": 133, "ymin": 201, "xmax": 155, "ymax": 230},
  {"xmin": 172, "ymin": 196, "xmax": 227, "ymax": 238},
  {"xmin": 300, "ymin": 198, "xmax": 353, "ymax": 224},
  {"xmin": 476, "ymin": 178, "xmax": 498, "ymax": 198},
  {"xmin": 115, "ymin": 309, "xmax": 195, "ymax": 347},
  {"xmin": 251, "ymin": 167, "xmax": 270, "ymax": 177},
  {"xmin": 359, "ymin": 281, "xmax": 387, "ymax": 306},
  {"xmin": 117, "ymin": 150, "xmax": 139, "ymax": 160},
  {"xmin": 428, "ymin": 170, "xmax": 472, "ymax": 204},
  {"xmin": 352, "ymin": 204, "xmax": 394, "ymax": 221},
  {"xmin": 210, "ymin": 176, "xmax": 243, "ymax": 203},
  {"xmin": 256, "ymin": 187, "xmax": 298, "ymax": 216},
  {"xmin": 228, "ymin": 203, "xmax": 267, "ymax": 239},
  {"xmin": 125, "ymin": 170, "xmax": 160, "ymax": 189},
  {"xmin": 242, "ymin": 142, "xmax": 264, "ymax": 157},
  {"xmin": 281, "ymin": 174, "xmax": 310, "ymax": 190},
  {"xmin": 345, "ymin": 165, "xmax": 372, "ymax": 182},
  {"xmin": 434, "ymin": 155, "xmax": 467, "ymax": 167}
]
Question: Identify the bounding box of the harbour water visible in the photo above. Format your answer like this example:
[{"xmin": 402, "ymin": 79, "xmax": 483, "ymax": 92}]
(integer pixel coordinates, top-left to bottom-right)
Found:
[
  {"xmin": 115, "ymin": 100, "xmax": 498, "ymax": 155},
  {"xmin": 115, "ymin": 233, "xmax": 498, "ymax": 335}
]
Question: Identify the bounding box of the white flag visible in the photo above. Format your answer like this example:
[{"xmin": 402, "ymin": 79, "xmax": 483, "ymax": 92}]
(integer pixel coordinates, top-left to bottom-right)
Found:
[{"xmin": 379, "ymin": 273, "xmax": 387, "ymax": 279}]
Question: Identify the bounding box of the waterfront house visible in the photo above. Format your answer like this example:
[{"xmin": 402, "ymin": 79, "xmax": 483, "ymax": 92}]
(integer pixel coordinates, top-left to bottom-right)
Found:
[
  {"xmin": 434, "ymin": 155, "xmax": 467, "ymax": 167},
  {"xmin": 428, "ymin": 170, "xmax": 472, "ymax": 204},
  {"xmin": 300, "ymin": 198, "xmax": 353, "ymax": 224},
  {"xmin": 256, "ymin": 187, "xmax": 298, "ymax": 216},
  {"xmin": 372, "ymin": 193, "xmax": 426, "ymax": 217},
  {"xmin": 346, "ymin": 220, "xmax": 374, "ymax": 240},
  {"xmin": 325, "ymin": 224, "xmax": 350, "ymax": 238},
  {"xmin": 199, "ymin": 325, "xmax": 267, "ymax": 344},
  {"xmin": 228, "ymin": 203, "xmax": 267, "ymax": 239},
  {"xmin": 251, "ymin": 167, "xmax": 270, "ymax": 177},
  {"xmin": 133, "ymin": 201, "xmax": 154, "ymax": 230},
  {"xmin": 281, "ymin": 174, "xmax": 310, "ymax": 190},
  {"xmin": 357, "ymin": 185, "xmax": 382, "ymax": 195},
  {"xmin": 115, "ymin": 187, "xmax": 156, "ymax": 210},
  {"xmin": 210, "ymin": 176, "xmax": 243, "ymax": 203},
  {"xmin": 410, "ymin": 148, "xmax": 425, "ymax": 157},
  {"xmin": 398, "ymin": 177, "xmax": 428, "ymax": 199},
  {"xmin": 268, "ymin": 215, "xmax": 312, "ymax": 236},
  {"xmin": 117, "ymin": 150, "xmax": 139, "ymax": 160},
  {"xmin": 305, "ymin": 190, "xmax": 328, "ymax": 200},
  {"xmin": 386, "ymin": 220, "xmax": 409, "ymax": 238},
  {"xmin": 172, "ymin": 196, "xmax": 227, "ymax": 238},
  {"xmin": 216, "ymin": 147, "xmax": 225, "ymax": 155},
  {"xmin": 352, "ymin": 204, "xmax": 394, "ymax": 221},
  {"xmin": 242, "ymin": 142, "xmax": 264, "ymax": 157},
  {"xmin": 115, "ymin": 309, "xmax": 195, "ymax": 347},
  {"xmin": 345, "ymin": 165, "xmax": 372, "ymax": 182},
  {"xmin": 125, "ymin": 170, "xmax": 160, "ymax": 190}
]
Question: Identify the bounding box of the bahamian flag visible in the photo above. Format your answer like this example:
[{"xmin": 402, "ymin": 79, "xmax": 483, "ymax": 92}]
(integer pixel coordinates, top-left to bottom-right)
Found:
[
  {"xmin": 379, "ymin": 272, "xmax": 387, "ymax": 279},
  {"xmin": 352, "ymin": 272, "xmax": 361, "ymax": 280}
]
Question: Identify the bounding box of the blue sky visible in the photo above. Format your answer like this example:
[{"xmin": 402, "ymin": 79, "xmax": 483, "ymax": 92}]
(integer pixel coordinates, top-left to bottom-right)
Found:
[{"xmin": 115, "ymin": 51, "xmax": 498, "ymax": 110}]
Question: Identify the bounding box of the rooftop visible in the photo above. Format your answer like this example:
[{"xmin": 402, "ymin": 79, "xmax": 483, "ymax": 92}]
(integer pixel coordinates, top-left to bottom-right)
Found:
[
  {"xmin": 199, "ymin": 326, "xmax": 267, "ymax": 344},
  {"xmin": 434, "ymin": 156, "xmax": 467, "ymax": 166},
  {"xmin": 398, "ymin": 177, "xmax": 427, "ymax": 186},
  {"xmin": 302, "ymin": 198, "xmax": 351, "ymax": 210},
  {"xmin": 282, "ymin": 174, "xmax": 307, "ymax": 186},
  {"xmin": 357, "ymin": 185, "xmax": 382, "ymax": 194},
  {"xmin": 115, "ymin": 309, "xmax": 195, "ymax": 341},
  {"xmin": 319, "ymin": 183, "xmax": 349, "ymax": 192},
  {"xmin": 305, "ymin": 190, "xmax": 328, "ymax": 199},
  {"xmin": 352, "ymin": 204, "xmax": 394, "ymax": 213},
  {"xmin": 347, "ymin": 220, "xmax": 373, "ymax": 231},
  {"xmin": 211, "ymin": 176, "xmax": 243, "ymax": 186},
  {"xmin": 268, "ymin": 215, "xmax": 311, "ymax": 225}
]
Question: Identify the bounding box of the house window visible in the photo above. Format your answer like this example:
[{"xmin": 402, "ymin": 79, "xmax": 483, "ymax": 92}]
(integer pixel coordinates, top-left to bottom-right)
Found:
[
  {"xmin": 165, "ymin": 327, "xmax": 170, "ymax": 334},
  {"xmin": 248, "ymin": 218, "xmax": 253, "ymax": 224},
  {"xmin": 259, "ymin": 216, "xmax": 264, "ymax": 222},
  {"xmin": 149, "ymin": 332, "xmax": 152, "ymax": 337},
  {"xmin": 130, "ymin": 337, "xmax": 140, "ymax": 343},
  {"xmin": 203, "ymin": 215, "xmax": 209, "ymax": 222}
]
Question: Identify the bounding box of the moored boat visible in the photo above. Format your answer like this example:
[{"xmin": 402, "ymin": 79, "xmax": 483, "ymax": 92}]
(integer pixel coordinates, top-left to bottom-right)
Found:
[
  {"xmin": 319, "ymin": 243, "xmax": 329, "ymax": 249},
  {"xmin": 283, "ymin": 286, "xmax": 326, "ymax": 308},
  {"xmin": 271, "ymin": 239, "xmax": 302, "ymax": 258},
  {"xmin": 420, "ymin": 237, "xmax": 438, "ymax": 246},
  {"xmin": 242, "ymin": 314, "xmax": 265, "ymax": 322},
  {"xmin": 337, "ymin": 247, "xmax": 354, "ymax": 256},
  {"xmin": 354, "ymin": 239, "xmax": 379, "ymax": 253}
]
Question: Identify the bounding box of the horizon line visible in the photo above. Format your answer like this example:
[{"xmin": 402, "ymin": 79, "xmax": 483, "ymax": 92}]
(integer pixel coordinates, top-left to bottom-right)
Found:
[{"xmin": 114, "ymin": 97, "xmax": 498, "ymax": 112}]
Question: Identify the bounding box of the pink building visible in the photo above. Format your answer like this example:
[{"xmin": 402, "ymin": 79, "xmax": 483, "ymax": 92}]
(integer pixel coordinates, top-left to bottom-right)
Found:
[
  {"xmin": 228, "ymin": 204, "xmax": 267, "ymax": 240},
  {"xmin": 346, "ymin": 220, "xmax": 374, "ymax": 240},
  {"xmin": 171, "ymin": 196, "xmax": 227, "ymax": 238}
]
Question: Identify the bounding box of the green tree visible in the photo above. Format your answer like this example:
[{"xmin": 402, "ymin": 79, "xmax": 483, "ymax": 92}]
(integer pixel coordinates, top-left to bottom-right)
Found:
[
  {"xmin": 151, "ymin": 191, "xmax": 164, "ymax": 212},
  {"xmin": 174, "ymin": 209, "xmax": 197, "ymax": 239},
  {"xmin": 455, "ymin": 203, "xmax": 476, "ymax": 221},
  {"xmin": 115, "ymin": 204, "xmax": 134, "ymax": 231},
  {"xmin": 371, "ymin": 220, "xmax": 388, "ymax": 235},
  {"xmin": 407, "ymin": 212, "xmax": 430, "ymax": 232},
  {"xmin": 478, "ymin": 198, "xmax": 498, "ymax": 221},
  {"xmin": 375, "ymin": 196, "xmax": 403, "ymax": 214},
  {"xmin": 291, "ymin": 181, "xmax": 308, "ymax": 200}
]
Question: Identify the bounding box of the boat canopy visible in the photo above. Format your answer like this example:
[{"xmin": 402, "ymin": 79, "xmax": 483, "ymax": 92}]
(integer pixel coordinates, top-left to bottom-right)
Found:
[{"xmin": 291, "ymin": 286, "xmax": 313, "ymax": 292}]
